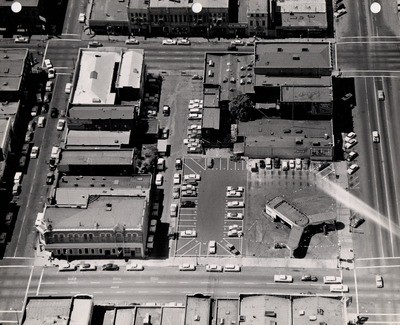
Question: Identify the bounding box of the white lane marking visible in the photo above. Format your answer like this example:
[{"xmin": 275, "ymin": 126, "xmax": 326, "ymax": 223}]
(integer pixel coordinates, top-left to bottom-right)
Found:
[
  {"xmin": 3, "ymin": 257, "xmax": 35, "ymax": 260},
  {"xmin": 160, "ymin": 290, "xmax": 171, "ymax": 293},
  {"xmin": 0, "ymin": 265, "xmax": 32, "ymax": 268},
  {"xmin": 353, "ymin": 266, "xmax": 360, "ymax": 315},
  {"xmin": 179, "ymin": 281, "xmax": 189, "ymax": 284},
  {"xmin": 23, "ymin": 266, "xmax": 34, "ymax": 308},
  {"xmin": 36, "ymin": 268, "xmax": 44, "ymax": 296},
  {"xmin": 41, "ymin": 282, "xmax": 55, "ymax": 285},
  {"xmin": 112, "ymin": 281, "xmax": 123, "ymax": 284},
  {"xmin": 134, "ymin": 281, "xmax": 146, "ymax": 284},
  {"xmin": 110, "ymin": 286, "xmax": 120, "ymax": 289},
  {"xmin": 93, "ymin": 291, "xmax": 103, "ymax": 294},
  {"xmin": 356, "ymin": 264, "xmax": 400, "ymax": 269},
  {"xmin": 116, "ymin": 291, "xmax": 126, "ymax": 294},
  {"xmin": 90, "ymin": 282, "xmax": 100, "ymax": 284},
  {"xmin": 138, "ymin": 290, "xmax": 149, "ymax": 293},
  {"xmin": 357, "ymin": 256, "xmax": 400, "ymax": 261},
  {"xmin": 337, "ymin": 41, "xmax": 400, "ymax": 44},
  {"xmin": 189, "ymin": 158, "xmax": 206, "ymax": 171}
]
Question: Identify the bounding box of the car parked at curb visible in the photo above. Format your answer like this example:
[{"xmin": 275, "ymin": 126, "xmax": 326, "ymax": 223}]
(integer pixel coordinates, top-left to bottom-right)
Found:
[
  {"xmin": 79, "ymin": 263, "xmax": 97, "ymax": 271},
  {"xmin": 126, "ymin": 264, "xmax": 144, "ymax": 271},
  {"xmin": 179, "ymin": 264, "xmax": 196, "ymax": 271},
  {"xmin": 102, "ymin": 263, "xmax": 119, "ymax": 271}
]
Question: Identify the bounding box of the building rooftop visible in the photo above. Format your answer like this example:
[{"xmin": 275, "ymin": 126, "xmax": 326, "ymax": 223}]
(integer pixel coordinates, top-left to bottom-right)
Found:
[
  {"xmin": 128, "ymin": 0, "xmax": 149, "ymax": 10},
  {"xmin": 238, "ymin": 118, "xmax": 333, "ymax": 158},
  {"xmin": 240, "ymin": 295, "xmax": 290, "ymax": 325},
  {"xmin": 185, "ymin": 296, "xmax": 210, "ymax": 325},
  {"xmin": 68, "ymin": 105, "xmax": 137, "ymax": 119},
  {"xmin": 0, "ymin": 101, "xmax": 19, "ymax": 116},
  {"xmin": 55, "ymin": 175, "xmax": 152, "ymax": 206},
  {"xmin": 45, "ymin": 196, "xmax": 146, "ymax": 230},
  {"xmin": 65, "ymin": 130, "xmax": 131, "ymax": 147},
  {"xmin": 134, "ymin": 307, "xmax": 162, "ymax": 325},
  {"xmin": 216, "ymin": 300, "xmax": 238, "ymax": 325},
  {"xmin": 281, "ymin": 12, "xmax": 327, "ymax": 29},
  {"xmin": 72, "ymin": 49, "xmax": 120, "ymax": 105},
  {"xmin": 204, "ymin": 53, "xmax": 255, "ymax": 101},
  {"xmin": 267, "ymin": 196, "xmax": 309, "ymax": 227},
  {"xmin": 203, "ymin": 88, "xmax": 220, "ymax": 108},
  {"xmin": 162, "ymin": 307, "xmax": 186, "ymax": 325},
  {"xmin": 202, "ymin": 108, "xmax": 220, "ymax": 130},
  {"xmin": 293, "ymin": 296, "xmax": 342, "ymax": 325},
  {"xmin": 59, "ymin": 149, "xmax": 134, "ymax": 166},
  {"xmin": 149, "ymin": 0, "xmax": 229, "ymax": 9},
  {"xmin": 0, "ymin": 48, "xmax": 28, "ymax": 92},
  {"xmin": 255, "ymin": 41, "xmax": 331, "ymax": 70},
  {"xmin": 116, "ymin": 50, "xmax": 144, "ymax": 90},
  {"xmin": 248, "ymin": 0, "xmax": 268, "ymax": 13},
  {"xmin": 23, "ymin": 298, "xmax": 72, "ymax": 325},
  {"xmin": 90, "ymin": 0, "xmax": 129, "ymax": 22},
  {"xmin": 281, "ymin": 85, "xmax": 332, "ymax": 102},
  {"xmin": 255, "ymin": 75, "xmax": 332, "ymax": 87},
  {"xmin": 277, "ymin": 0, "xmax": 326, "ymax": 13}
]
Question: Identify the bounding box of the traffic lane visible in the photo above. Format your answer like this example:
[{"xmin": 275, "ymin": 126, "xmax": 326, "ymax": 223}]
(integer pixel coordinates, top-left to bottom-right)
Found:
[
  {"xmin": 336, "ymin": 42, "xmax": 400, "ymax": 72},
  {"xmin": 62, "ymin": 0, "xmax": 87, "ymax": 35},
  {"xmin": 371, "ymin": 0, "xmax": 400, "ymax": 37}
]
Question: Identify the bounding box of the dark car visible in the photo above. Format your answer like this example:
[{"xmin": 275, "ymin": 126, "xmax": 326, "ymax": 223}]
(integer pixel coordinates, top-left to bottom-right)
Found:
[
  {"xmin": 225, "ymin": 243, "xmax": 240, "ymax": 255},
  {"xmin": 259, "ymin": 160, "xmax": 266, "ymax": 169},
  {"xmin": 181, "ymin": 201, "xmax": 196, "ymax": 208},
  {"xmin": 5, "ymin": 212, "xmax": 14, "ymax": 227},
  {"xmin": 273, "ymin": 157, "xmax": 280, "ymax": 169},
  {"xmin": 350, "ymin": 216, "xmax": 365, "ymax": 228},
  {"xmin": 50, "ymin": 107, "xmax": 58, "ymax": 118},
  {"xmin": 301, "ymin": 274, "xmax": 318, "ymax": 282},
  {"xmin": 89, "ymin": 41, "xmax": 103, "ymax": 48},
  {"xmin": 46, "ymin": 172, "xmax": 54, "ymax": 185},
  {"xmin": 21, "ymin": 143, "xmax": 31, "ymax": 156},
  {"xmin": 227, "ymin": 44, "xmax": 237, "ymax": 51},
  {"xmin": 19, "ymin": 156, "xmax": 27, "ymax": 169},
  {"xmin": 25, "ymin": 131, "xmax": 33, "ymax": 143},
  {"xmin": 102, "ymin": 263, "xmax": 119, "ymax": 271}
]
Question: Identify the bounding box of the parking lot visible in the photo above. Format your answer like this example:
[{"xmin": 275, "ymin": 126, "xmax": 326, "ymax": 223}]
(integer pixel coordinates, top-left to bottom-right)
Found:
[{"xmin": 175, "ymin": 157, "xmax": 247, "ymax": 257}]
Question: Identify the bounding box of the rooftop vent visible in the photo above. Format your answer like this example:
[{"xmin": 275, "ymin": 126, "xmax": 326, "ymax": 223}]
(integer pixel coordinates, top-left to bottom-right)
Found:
[
  {"xmin": 90, "ymin": 71, "xmax": 98, "ymax": 79},
  {"xmin": 302, "ymin": 48, "xmax": 309, "ymax": 52},
  {"xmin": 292, "ymin": 55, "xmax": 300, "ymax": 60},
  {"xmin": 277, "ymin": 48, "xmax": 283, "ymax": 52},
  {"xmin": 92, "ymin": 98, "xmax": 101, "ymax": 103}
]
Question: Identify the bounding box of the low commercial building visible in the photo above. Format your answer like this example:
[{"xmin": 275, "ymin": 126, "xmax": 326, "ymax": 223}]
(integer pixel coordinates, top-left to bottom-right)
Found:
[
  {"xmin": 246, "ymin": 0, "xmax": 270, "ymax": 37},
  {"xmin": 88, "ymin": 0, "xmax": 129, "ymax": 35},
  {"xmin": 36, "ymin": 175, "xmax": 152, "ymax": 259},
  {"xmin": 273, "ymin": 0, "xmax": 328, "ymax": 38},
  {"xmin": 254, "ymin": 40, "xmax": 334, "ymax": 118},
  {"xmin": 68, "ymin": 48, "xmax": 144, "ymax": 131},
  {"xmin": 237, "ymin": 119, "xmax": 334, "ymax": 160},
  {"xmin": 264, "ymin": 196, "xmax": 336, "ymax": 254},
  {"xmin": 65, "ymin": 130, "xmax": 131, "ymax": 148}
]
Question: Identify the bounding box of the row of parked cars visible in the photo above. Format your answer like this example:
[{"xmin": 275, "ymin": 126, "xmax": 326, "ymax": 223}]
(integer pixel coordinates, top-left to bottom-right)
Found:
[{"xmin": 252, "ymin": 158, "xmax": 310, "ymax": 172}]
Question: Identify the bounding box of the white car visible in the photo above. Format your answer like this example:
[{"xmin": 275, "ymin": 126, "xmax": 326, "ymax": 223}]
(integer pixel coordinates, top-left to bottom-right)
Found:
[
  {"xmin": 274, "ymin": 274, "xmax": 293, "ymax": 283},
  {"xmin": 188, "ymin": 113, "xmax": 202, "ymax": 120},
  {"xmin": 346, "ymin": 151, "xmax": 358, "ymax": 162},
  {"xmin": 372, "ymin": 131, "xmax": 380, "ymax": 143},
  {"xmin": 173, "ymin": 173, "xmax": 181, "ymax": 185},
  {"xmin": 57, "ymin": 119, "xmax": 66, "ymax": 131},
  {"xmin": 184, "ymin": 174, "xmax": 201, "ymax": 181},
  {"xmin": 228, "ymin": 224, "xmax": 241, "ymax": 231},
  {"xmin": 282, "ymin": 161, "xmax": 289, "ymax": 171},
  {"xmin": 344, "ymin": 138, "xmax": 358, "ymax": 149},
  {"xmin": 208, "ymin": 240, "xmax": 216, "ymax": 254},
  {"xmin": 14, "ymin": 36, "xmax": 29, "ymax": 43},
  {"xmin": 227, "ymin": 186, "xmax": 244, "ymax": 192},
  {"xmin": 180, "ymin": 230, "xmax": 197, "ymax": 237},
  {"xmin": 206, "ymin": 264, "xmax": 223, "ymax": 272},
  {"xmin": 48, "ymin": 68, "xmax": 55, "ymax": 79},
  {"xmin": 79, "ymin": 263, "xmax": 97, "ymax": 271},
  {"xmin": 170, "ymin": 203, "xmax": 178, "ymax": 217},
  {"xmin": 125, "ymin": 38, "xmax": 139, "ymax": 45},
  {"xmin": 126, "ymin": 264, "xmax": 144, "ymax": 271},
  {"xmin": 44, "ymin": 59, "xmax": 53, "ymax": 69},
  {"xmin": 65, "ymin": 83, "xmax": 72, "ymax": 94},
  {"xmin": 289, "ymin": 160, "xmax": 295, "ymax": 169},
  {"xmin": 14, "ymin": 172, "xmax": 23, "ymax": 184},
  {"xmin": 230, "ymin": 39, "xmax": 245, "ymax": 46},
  {"xmin": 227, "ymin": 229, "xmax": 240, "ymax": 237},
  {"xmin": 162, "ymin": 39, "xmax": 177, "ymax": 45},
  {"xmin": 376, "ymin": 274, "xmax": 383, "ymax": 288},
  {"xmin": 330, "ymin": 284, "xmax": 349, "ymax": 292},
  {"xmin": 347, "ymin": 164, "xmax": 359, "ymax": 175},
  {"xmin": 227, "ymin": 212, "xmax": 243, "ymax": 220},
  {"xmin": 226, "ymin": 201, "xmax": 244, "ymax": 208},
  {"xmin": 30, "ymin": 146, "xmax": 39, "ymax": 159},
  {"xmin": 344, "ymin": 132, "xmax": 356, "ymax": 142},
  {"xmin": 226, "ymin": 190, "xmax": 242, "ymax": 197},
  {"xmin": 177, "ymin": 38, "xmax": 190, "ymax": 45},
  {"xmin": 173, "ymin": 186, "xmax": 180, "ymax": 199},
  {"xmin": 182, "ymin": 184, "xmax": 196, "ymax": 191},
  {"xmin": 59, "ymin": 264, "xmax": 77, "ymax": 272},
  {"xmin": 78, "ymin": 13, "xmax": 86, "ymax": 23},
  {"xmin": 155, "ymin": 174, "xmax": 163, "ymax": 186},
  {"xmin": 224, "ymin": 265, "xmax": 241, "ymax": 272},
  {"xmin": 179, "ymin": 263, "xmax": 196, "ymax": 271},
  {"xmin": 334, "ymin": 8, "xmax": 347, "ymax": 18}
]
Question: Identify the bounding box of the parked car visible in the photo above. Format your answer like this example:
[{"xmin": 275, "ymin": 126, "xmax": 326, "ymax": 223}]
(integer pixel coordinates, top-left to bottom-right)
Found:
[
  {"xmin": 181, "ymin": 200, "xmax": 196, "ymax": 208},
  {"xmin": 31, "ymin": 106, "xmax": 39, "ymax": 117},
  {"xmin": 346, "ymin": 151, "xmax": 358, "ymax": 162},
  {"xmin": 334, "ymin": 8, "xmax": 347, "ymax": 17},
  {"xmin": 58, "ymin": 264, "xmax": 77, "ymax": 272},
  {"xmin": 344, "ymin": 132, "xmax": 356, "ymax": 142},
  {"xmin": 282, "ymin": 161, "xmax": 289, "ymax": 171},
  {"xmin": 289, "ymin": 160, "xmax": 295, "ymax": 169},
  {"xmin": 224, "ymin": 265, "xmax": 241, "ymax": 272},
  {"xmin": 180, "ymin": 230, "xmax": 197, "ymax": 237},
  {"xmin": 65, "ymin": 83, "xmax": 72, "ymax": 94},
  {"xmin": 179, "ymin": 263, "xmax": 196, "ymax": 271},
  {"xmin": 45, "ymin": 81, "xmax": 53, "ymax": 92},
  {"xmin": 30, "ymin": 146, "xmax": 39, "ymax": 159},
  {"xmin": 44, "ymin": 59, "xmax": 53, "ymax": 69},
  {"xmin": 155, "ymin": 174, "xmax": 163, "ymax": 186},
  {"xmin": 46, "ymin": 172, "xmax": 54, "ymax": 185},
  {"xmin": 78, "ymin": 13, "xmax": 86, "ymax": 23},
  {"xmin": 5, "ymin": 212, "xmax": 14, "ymax": 227},
  {"xmin": 88, "ymin": 41, "xmax": 103, "ymax": 48},
  {"xmin": 51, "ymin": 107, "xmax": 58, "ymax": 118},
  {"xmin": 14, "ymin": 172, "xmax": 23, "ymax": 184},
  {"xmin": 375, "ymin": 274, "xmax": 383, "ymax": 288},
  {"xmin": 126, "ymin": 264, "xmax": 144, "ymax": 271},
  {"xmin": 350, "ymin": 216, "xmax": 365, "ymax": 228},
  {"xmin": 162, "ymin": 39, "xmax": 177, "ymax": 45},
  {"xmin": 208, "ymin": 240, "xmax": 216, "ymax": 254},
  {"xmin": 206, "ymin": 264, "xmax": 223, "ymax": 272},
  {"xmin": 14, "ymin": 35, "xmax": 30, "ymax": 43},
  {"xmin": 0, "ymin": 232, "xmax": 7, "ymax": 246},
  {"xmin": 344, "ymin": 138, "xmax": 358, "ymax": 149},
  {"xmin": 57, "ymin": 119, "xmax": 66, "ymax": 131},
  {"xmin": 226, "ymin": 186, "xmax": 244, "ymax": 192},
  {"xmin": 25, "ymin": 131, "xmax": 33, "ymax": 143},
  {"xmin": 48, "ymin": 68, "xmax": 55, "ymax": 79},
  {"xmin": 226, "ymin": 201, "xmax": 244, "ymax": 208},
  {"xmin": 225, "ymin": 243, "xmax": 240, "ymax": 255},
  {"xmin": 173, "ymin": 186, "xmax": 180, "ymax": 199},
  {"xmin": 160, "ymin": 128, "xmax": 169, "ymax": 139},
  {"xmin": 301, "ymin": 275, "xmax": 318, "ymax": 282},
  {"xmin": 173, "ymin": 173, "xmax": 181, "ymax": 185},
  {"xmin": 102, "ymin": 263, "xmax": 119, "ymax": 271},
  {"xmin": 230, "ymin": 39, "xmax": 245, "ymax": 46},
  {"xmin": 259, "ymin": 160, "xmax": 266, "ymax": 169},
  {"xmin": 79, "ymin": 263, "xmax": 97, "ymax": 271},
  {"xmin": 226, "ymin": 212, "xmax": 243, "ymax": 220},
  {"xmin": 125, "ymin": 38, "xmax": 139, "ymax": 45},
  {"xmin": 21, "ymin": 143, "xmax": 31, "ymax": 155},
  {"xmin": 43, "ymin": 93, "xmax": 51, "ymax": 103},
  {"xmin": 175, "ymin": 158, "xmax": 183, "ymax": 170},
  {"xmin": 18, "ymin": 156, "xmax": 27, "ymax": 169},
  {"xmin": 177, "ymin": 38, "xmax": 190, "ymax": 45},
  {"xmin": 347, "ymin": 164, "xmax": 359, "ymax": 175}
]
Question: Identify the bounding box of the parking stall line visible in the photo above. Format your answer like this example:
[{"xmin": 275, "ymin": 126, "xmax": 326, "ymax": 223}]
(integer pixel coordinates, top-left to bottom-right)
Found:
[{"xmin": 189, "ymin": 158, "xmax": 206, "ymax": 171}]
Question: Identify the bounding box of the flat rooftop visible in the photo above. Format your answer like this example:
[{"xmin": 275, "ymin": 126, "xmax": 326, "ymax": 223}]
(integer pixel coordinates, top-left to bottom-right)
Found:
[
  {"xmin": 216, "ymin": 300, "xmax": 238, "ymax": 325},
  {"xmin": 23, "ymin": 297, "xmax": 72, "ymax": 325},
  {"xmin": 202, "ymin": 107, "xmax": 220, "ymax": 129},
  {"xmin": 293, "ymin": 296, "xmax": 342, "ymax": 325},
  {"xmin": 162, "ymin": 307, "xmax": 185, "ymax": 325},
  {"xmin": 65, "ymin": 130, "xmax": 131, "ymax": 147},
  {"xmin": 255, "ymin": 41, "xmax": 332, "ymax": 69},
  {"xmin": 267, "ymin": 196, "xmax": 309, "ymax": 227},
  {"xmin": 0, "ymin": 48, "xmax": 28, "ymax": 92},
  {"xmin": 134, "ymin": 307, "xmax": 162, "ymax": 325},
  {"xmin": 204, "ymin": 53, "xmax": 255, "ymax": 101},
  {"xmin": 59, "ymin": 149, "xmax": 134, "ymax": 166},
  {"xmin": 277, "ymin": 0, "xmax": 326, "ymax": 13},
  {"xmin": 281, "ymin": 12, "xmax": 327, "ymax": 29},
  {"xmin": 68, "ymin": 105, "xmax": 136, "ymax": 119},
  {"xmin": 45, "ymin": 196, "xmax": 146, "ymax": 230},
  {"xmin": 90, "ymin": 0, "xmax": 129, "ymax": 22},
  {"xmin": 149, "ymin": 0, "xmax": 229, "ymax": 9},
  {"xmin": 72, "ymin": 49, "xmax": 121, "ymax": 105},
  {"xmin": 116, "ymin": 50, "xmax": 144, "ymax": 90},
  {"xmin": 240, "ymin": 295, "xmax": 290, "ymax": 325},
  {"xmin": 203, "ymin": 88, "xmax": 220, "ymax": 108},
  {"xmin": 185, "ymin": 296, "xmax": 210, "ymax": 325}
]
